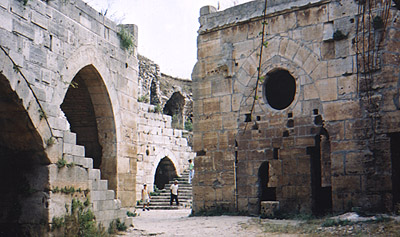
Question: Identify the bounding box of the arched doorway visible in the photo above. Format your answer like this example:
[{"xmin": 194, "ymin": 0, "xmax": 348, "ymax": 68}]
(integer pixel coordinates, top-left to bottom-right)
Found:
[
  {"xmin": 258, "ymin": 161, "xmax": 276, "ymax": 202},
  {"xmin": 0, "ymin": 74, "xmax": 49, "ymax": 236},
  {"xmin": 154, "ymin": 157, "xmax": 178, "ymax": 190},
  {"xmin": 61, "ymin": 65, "xmax": 117, "ymax": 191},
  {"xmin": 308, "ymin": 128, "xmax": 332, "ymax": 215},
  {"xmin": 163, "ymin": 92, "xmax": 185, "ymax": 129}
]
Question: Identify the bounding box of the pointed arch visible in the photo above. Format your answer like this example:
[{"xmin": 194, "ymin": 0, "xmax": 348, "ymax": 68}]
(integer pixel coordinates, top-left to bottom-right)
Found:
[
  {"xmin": 61, "ymin": 64, "xmax": 118, "ymax": 192},
  {"xmin": 0, "ymin": 73, "xmax": 49, "ymax": 235}
]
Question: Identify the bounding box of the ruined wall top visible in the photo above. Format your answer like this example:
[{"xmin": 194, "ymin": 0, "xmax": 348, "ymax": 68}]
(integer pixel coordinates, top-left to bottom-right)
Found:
[
  {"xmin": 199, "ymin": 0, "xmax": 329, "ymax": 33},
  {"xmin": 0, "ymin": 0, "xmax": 137, "ymax": 49}
]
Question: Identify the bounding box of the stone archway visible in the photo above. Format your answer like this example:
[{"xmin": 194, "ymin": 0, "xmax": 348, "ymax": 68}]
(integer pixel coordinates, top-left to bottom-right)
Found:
[
  {"xmin": 0, "ymin": 74, "xmax": 50, "ymax": 236},
  {"xmin": 61, "ymin": 65, "xmax": 117, "ymax": 192},
  {"xmin": 163, "ymin": 92, "xmax": 185, "ymax": 129},
  {"xmin": 154, "ymin": 157, "xmax": 178, "ymax": 190}
]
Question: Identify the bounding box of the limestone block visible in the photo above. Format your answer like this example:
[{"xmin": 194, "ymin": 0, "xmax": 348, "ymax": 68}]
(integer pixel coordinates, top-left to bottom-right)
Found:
[
  {"xmin": 297, "ymin": 5, "xmax": 328, "ymax": 27},
  {"xmin": 233, "ymin": 40, "xmax": 255, "ymax": 60},
  {"xmin": 193, "ymin": 100, "xmax": 204, "ymax": 115},
  {"xmin": 89, "ymin": 169, "xmax": 101, "ymax": 180},
  {"xmin": 323, "ymin": 100, "xmax": 361, "ymax": 121},
  {"xmin": 163, "ymin": 128, "xmax": 174, "ymax": 137},
  {"xmin": 344, "ymin": 152, "xmax": 366, "ymax": 174},
  {"xmin": 48, "ymin": 116, "xmax": 69, "ymax": 131},
  {"xmin": 0, "ymin": 10, "xmax": 12, "ymax": 32},
  {"xmin": 303, "ymin": 84, "xmax": 319, "ymax": 100},
  {"xmin": 301, "ymin": 24, "xmax": 324, "ymax": 42},
  {"xmin": 338, "ymin": 75, "xmax": 357, "ymax": 96},
  {"xmin": 310, "ymin": 61, "xmax": 328, "ymax": 80},
  {"xmin": 173, "ymin": 129, "xmax": 182, "ymax": 137},
  {"xmin": 106, "ymin": 190, "xmax": 115, "ymax": 200},
  {"xmin": 203, "ymin": 97, "xmax": 220, "ymax": 114},
  {"xmin": 228, "ymin": 93, "xmax": 242, "ymax": 113},
  {"xmin": 91, "ymin": 190, "xmax": 107, "ymax": 201},
  {"xmin": 118, "ymin": 157, "xmax": 130, "ymax": 173},
  {"xmin": 198, "ymin": 39, "xmax": 222, "ymax": 59},
  {"xmin": 212, "ymin": 78, "xmax": 232, "ymax": 96},
  {"xmin": 328, "ymin": 57, "xmax": 354, "ymax": 78},
  {"xmin": 222, "ymin": 113, "xmax": 237, "ymax": 130},
  {"xmin": 294, "ymin": 45, "xmax": 312, "ymax": 68},
  {"xmin": 328, "ymin": 0, "xmax": 358, "ymax": 21},
  {"xmin": 62, "ymin": 130, "xmax": 76, "ymax": 144},
  {"xmin": 332, "ymin": 175, "xmax": 361, "ymax": 192},
  {"xmin": 260, "ymin": 201, "xmax": 280, "ymax": 217},
  {"xmin": 284, "ymin": 39, "xmax": 300, "ymax": 60},
  {"xmin": 294, "ymin": 137, "xmax": 315, "ymax": 147},
  {"xmin": 268, "ymin": 12, "xmax": 296, "ymax": 35},
  {"xmin": 316, "ymin": 78, "xmax": 338, "ymax": 101},
  {"xmin": 0, "ymin": 0, "xmax": 9, "ymax": 9},
  {"xmin": 31, "ymin": 10, "xmax": 48, "ymax": 30}
]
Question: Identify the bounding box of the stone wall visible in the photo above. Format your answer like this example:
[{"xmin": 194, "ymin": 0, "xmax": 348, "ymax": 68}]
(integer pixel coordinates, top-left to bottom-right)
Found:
[
  {"xmin": 138, "ymin": 55, "xmax": 193, "ymax": 129},
  {"xmin": 0, "ymin": 0, "xmax": 138, "ymax": 233},
  {"xmin": 192, "ymin": 0, "xmax": 400, "ymax": 215},
  {"xmin": 136, "ymin": 103, "xmax": 195, "ymax": 200}
]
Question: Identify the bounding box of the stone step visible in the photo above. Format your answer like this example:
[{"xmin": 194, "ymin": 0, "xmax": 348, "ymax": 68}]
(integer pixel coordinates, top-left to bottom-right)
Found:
[
  {"xmin": 60, "ymin": 131, "xmax": 130, "ymax": 228},
  {"xmin": 146, "ymin": 169, "xmax": 193, "ymax": 210}
]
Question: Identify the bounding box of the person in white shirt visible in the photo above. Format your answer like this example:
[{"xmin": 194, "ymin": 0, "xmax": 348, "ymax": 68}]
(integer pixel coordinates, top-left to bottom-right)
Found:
[
  {"xmin": 141, "ymin": 184, "xmax": 151, "ymax": 211},
  {"xmin": 170, "ymin": 180, "xmax": 179, "ymax": 206},
  {"xmin": 188, "ymin": 159, "xmax": 194, "ymax": 184}
]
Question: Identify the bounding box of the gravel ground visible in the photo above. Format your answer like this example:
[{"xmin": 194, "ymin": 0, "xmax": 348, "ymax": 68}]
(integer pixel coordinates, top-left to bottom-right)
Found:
[{"xmin": 118, "ymin": 209, "xmax": 296, "ymax": 237}]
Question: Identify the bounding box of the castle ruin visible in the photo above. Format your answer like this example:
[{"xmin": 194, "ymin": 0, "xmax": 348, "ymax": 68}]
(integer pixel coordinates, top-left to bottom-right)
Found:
[{"xmin": 192, "ymin": 0, "xmax": 400, "ymax": 215}]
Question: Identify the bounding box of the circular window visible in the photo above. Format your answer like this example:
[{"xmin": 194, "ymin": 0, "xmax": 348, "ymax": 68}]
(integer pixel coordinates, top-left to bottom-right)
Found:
[{"xmin": 263, "ymin": 70, "xmax": 296, "ymax": 110}]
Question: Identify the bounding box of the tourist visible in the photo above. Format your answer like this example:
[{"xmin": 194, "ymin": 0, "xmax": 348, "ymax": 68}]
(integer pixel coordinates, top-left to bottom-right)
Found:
[
  {"xmin": 188, "ymin": 159, "xmax": 194, "ymax": 184},
  {"xmin": 141, "ymin": 184, "xmax": 151, "ymax": 211},
  {"xmin": 170, "ymin": 180, "xmax": 179, "ymax": 206}
]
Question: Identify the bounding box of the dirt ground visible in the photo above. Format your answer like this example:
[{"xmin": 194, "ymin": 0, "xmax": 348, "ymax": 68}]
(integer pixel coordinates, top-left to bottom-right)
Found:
[
  {"xmin": 118, "ymin": 209, "xmax": 292, "ymax": 237},
  {"xmin": 118, "ymin": 209, "xmax": 400, "ymax": 237}
]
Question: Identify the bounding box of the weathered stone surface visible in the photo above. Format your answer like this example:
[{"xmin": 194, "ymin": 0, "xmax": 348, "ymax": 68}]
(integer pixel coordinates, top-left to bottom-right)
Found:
[{"xmin": 193, "ymin": 0, "xmax": 400, "ymax": 215}]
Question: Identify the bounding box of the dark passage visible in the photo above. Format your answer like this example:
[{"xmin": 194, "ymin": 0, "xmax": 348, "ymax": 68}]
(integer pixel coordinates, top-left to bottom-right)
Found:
[
  {"xmin": 0, "ymin": 74, "xmax": 49, "ymax": 236},
  {"xmin": 389, "ymin": 133, "xmax": 400, "ymax": 209},
  {"xmin": 61, "ymin": 74, "xmax": 102, "ymax": 169},
  {"xmin": 154, "ymin": 157, "xmax": 178, "ymax": 190},
  {"xmin": 307, "ymin": 129, "xmax": 332, "ymax": 215},
  {"xmin": 258, "ymin": 161, "xmax": 276, "ymax": 202}
]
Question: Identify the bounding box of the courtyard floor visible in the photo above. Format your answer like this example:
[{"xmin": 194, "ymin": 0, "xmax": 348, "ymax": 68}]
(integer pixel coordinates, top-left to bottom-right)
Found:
[{"xmin": 118, "ymin": 209, "xmax": 400, "ymax": 236}]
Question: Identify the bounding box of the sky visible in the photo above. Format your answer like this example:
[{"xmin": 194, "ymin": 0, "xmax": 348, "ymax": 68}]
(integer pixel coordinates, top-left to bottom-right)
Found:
[{"xmin": 82, "ymin": 0, "xmax": 253, "ymax": 79}]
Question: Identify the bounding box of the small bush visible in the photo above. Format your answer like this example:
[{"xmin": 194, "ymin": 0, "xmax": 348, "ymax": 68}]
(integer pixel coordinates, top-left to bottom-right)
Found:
[
  {"xmin": 154, "ymin": 103, "xmax": 162, "ymax": 113},
  {"xmin": 108, "ymin": 219, "xmax": 127, "ymax": 234},
  {"xmin": 117, "ymin": 28, "xmax": 134, "ymax": 52},
  {"xmin": 126, "ymin": 211, "xmax": 136, "ymax": 217},
  {"xmin": 51, "ymin": 199, "xmax": 108, "ymax": 236},
  {"xmin": 56, "ymin": 159, "xmax": 67, "ymax": 168},
  {"xmin": 138, "ymin": 95, "xmax": 149, "ymax": 103},
  {"xmin": 184, "ymin": 119, "xmax": 193, "ymax": 131}
]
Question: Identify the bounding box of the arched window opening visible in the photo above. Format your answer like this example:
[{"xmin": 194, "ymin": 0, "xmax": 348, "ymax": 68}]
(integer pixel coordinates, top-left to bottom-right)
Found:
[{"xmin": 154, "ymin": 157, "xmax": 178, "ymax": 190}]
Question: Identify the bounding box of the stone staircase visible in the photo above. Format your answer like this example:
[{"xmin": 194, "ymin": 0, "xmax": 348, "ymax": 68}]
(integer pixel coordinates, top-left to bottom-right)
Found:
[
  {"xmin": 60, "ymin": 131, "xmax": 133, "ymax": 227},
  {"xmin": 144, "ymin": 170, "xmax": 193, "ymax": 210}
]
